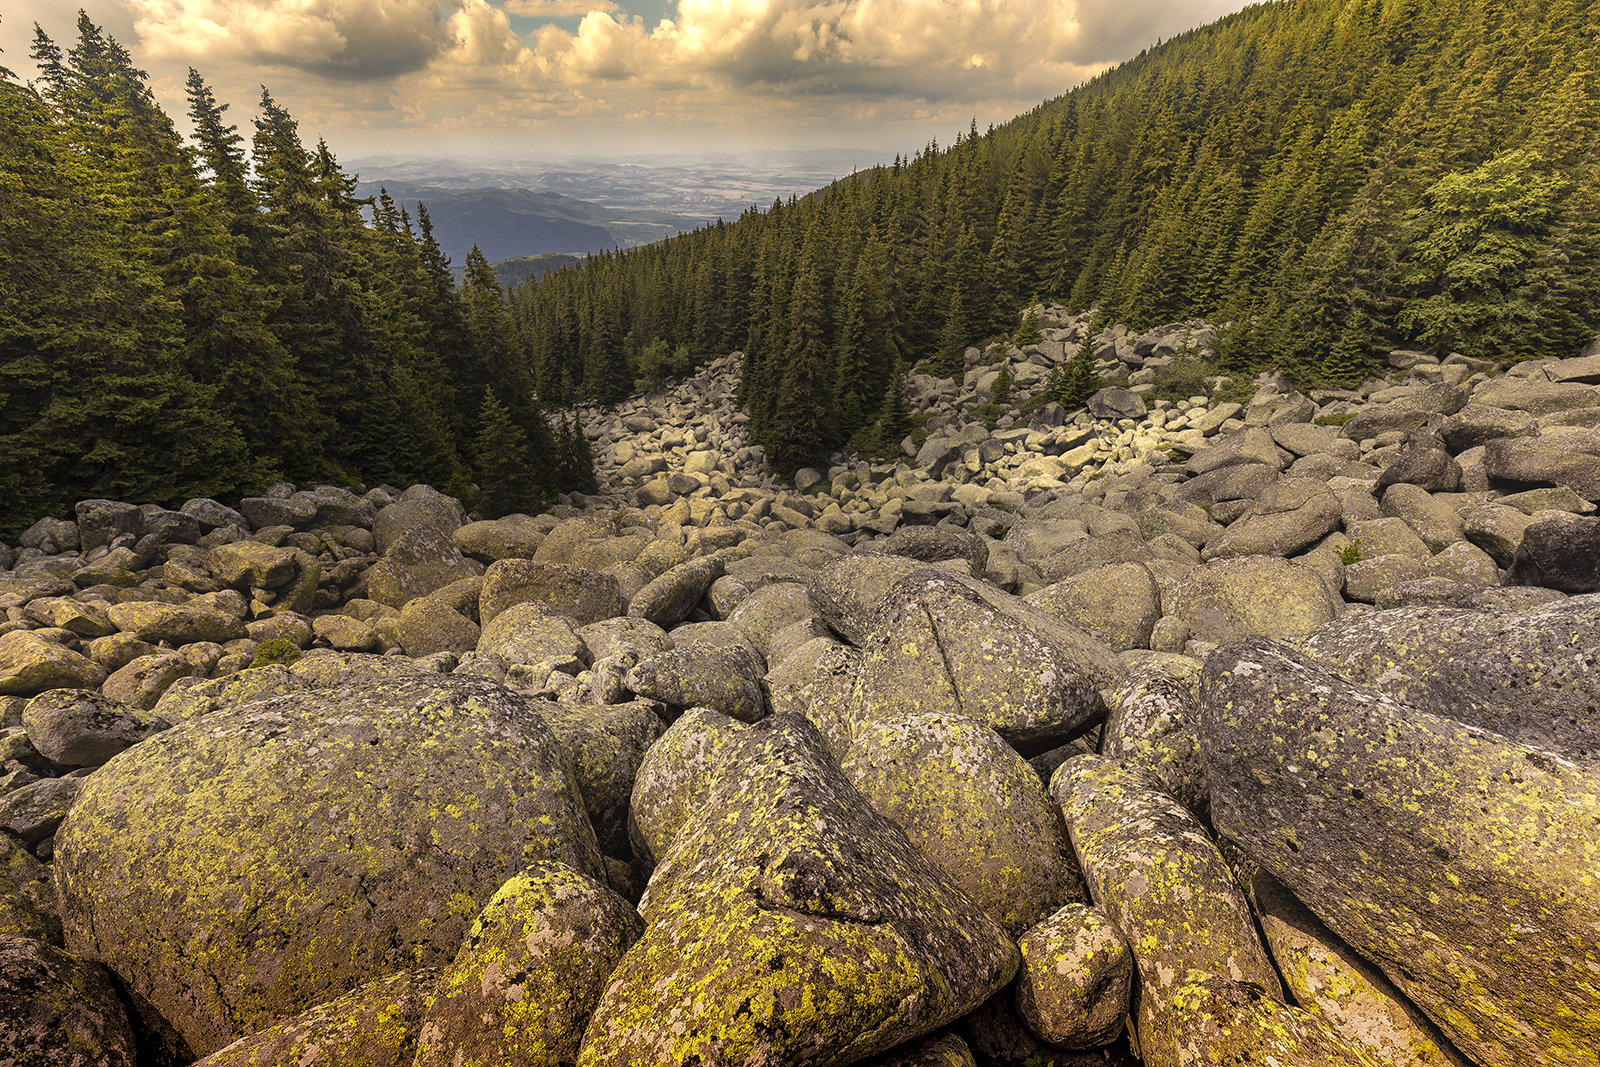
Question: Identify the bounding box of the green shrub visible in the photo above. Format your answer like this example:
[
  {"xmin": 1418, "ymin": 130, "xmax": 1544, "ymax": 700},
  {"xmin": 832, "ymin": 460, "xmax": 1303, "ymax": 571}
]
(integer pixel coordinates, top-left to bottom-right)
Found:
[
  {"xmin": 1015, "ymin": 309, "xmax": 1044, "ymax": 346},
  {"xmin": 1339, "ymin": 538, "xmax": 1364, "ymax": 565},
  {"xmin": 250, "ymin": 637, "xmax": 302, "ymax": 669},
  {"xmin": 1314, "ymin": 410, "xmax": 1355, "ymax": 427}
]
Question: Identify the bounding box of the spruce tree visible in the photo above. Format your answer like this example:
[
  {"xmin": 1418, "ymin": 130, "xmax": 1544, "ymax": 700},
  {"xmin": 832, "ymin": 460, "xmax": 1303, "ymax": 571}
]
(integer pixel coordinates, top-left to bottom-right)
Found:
[{"xmin": 474, "ymin": 388, "xmax": 538, "ymax": 518}]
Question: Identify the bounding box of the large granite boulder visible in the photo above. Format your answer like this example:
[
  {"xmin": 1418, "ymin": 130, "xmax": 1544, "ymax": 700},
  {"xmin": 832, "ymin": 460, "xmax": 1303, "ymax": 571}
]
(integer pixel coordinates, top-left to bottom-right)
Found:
[
  {"xmin": 0, "ymin": 632, "xmax": 108, "ymax": 696},
  {"xmin": 480, "ymin": 560, "xmax": 625, "ymax": 627},
  {"xmin": 1504, "ymin": 512, "xmax": 1600, "ymax": 593},
  {"xmin": 53, "ymin": 675, "xmax": 604, "ymax": 1056},
  {"xmin": 1169, "ymin": 556, "xmax": 1339, "ymax": 646},
  {"xmin": 849, "ymin": 569, "xmax": 1101, "ymax": 754},
  {"xmin": 21, "ymin": 689, "xmax": 160, "ymax": 767},
  {"xmin": 1012, "ymin": 903, "xmax": 1133, "ymax": 1050},
  {"xmin": 577, "ymin": 714, "xmax": 1020, "ymax": 1065},
  {"xmin": 1024, "ymin": 562, "xmax": 1161, "ymax": 652},
  {"xmin": 1301, "ymin": 597, "xmax": 1600, "ymax": 761},
  {"xmin": 840, "ymin": 710, "xmax": 1085, "ymax": 936},
  {"xmin": 415, "ymin": 864, "xmax": 643, "ymax": 1067},
  {"xmin": 627, "ymin": 556, "xmax": 724, "ymax": 628},
  {"xmin": 366, "ymin": 526, "xmax": 482, "ymax": 609},
  {"xmin": 1483, "ymin": 436, "xmax": 1600, "ymax": 500},
  {"xmin": 1200, "ymin": 639, "xmax": 1600, "ymax": 1067},
  {"xmin": 624, "ymin": 642, "xmax": 766, "ymax": 722}
]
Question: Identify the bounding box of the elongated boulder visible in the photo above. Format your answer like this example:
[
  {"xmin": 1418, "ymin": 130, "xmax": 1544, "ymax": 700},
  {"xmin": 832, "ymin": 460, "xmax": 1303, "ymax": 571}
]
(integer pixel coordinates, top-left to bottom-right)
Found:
[
  {"xmin": 579, "ymin": 714, "xmax": 1020, "ymax": 1065},
  {"xmin": 626, "ymin": 707, "xmax": 750, "ymax": 867},
  {"xmin": 0, "ymin": 632, "xmax": 108, "ymax": 697},
  {"xmin": 1100, "ymin": 666, "xmax": 1207, "ymax": 818},
  {"xmin": 415, "ymin": 864, "xmax": 643, "ymax": 1067},
  {"xmin": 195, "ymin": 969, "xmax": 437, "ymax": 1067},
  {"xmin": 624, "ymin": 643, "xmax": 767, "ymax": 722},
  {"xmin": 1170, "ymin": 555, "xmax": 1338, "ymax": 645},
  {"xmin": 480, "ymin": 560, "xmax": 624, "ymax": 628},
  {"xmin": 105, "ymin": 601, "xmax": 247, "ymax": 645},
  {"xmin": 22, "ymin": 689, "xmax": 160, "ymax": 767},
  {"xmin": 1200, "ymin": 638, "xmax": 1600, "ymax": 1067},
  {"xmin": 1050, "ymin": 755, "xmax": 1281, "ymax": 1067},
  {"xmin": 54, "ymin": 675, "xmax": 604, "ymax": 1056},
  {"xmin": 840, "ymin": 711, "xmax": 1085, "ymax": 936},
  {"xmin": 1301, "ymin": 597, "xmax": 1600, "ymax": 761},
  {"xmin": 627, "ymin": 555, "xmax": 724, "ymax": 628},
  {"xmin": 0, "ymin": 834, "xmax": 60, "ymax": 942},
  {"xmin": 533, "ymin": 701, "xmax": 665, "ymax": 858},
  {"xmin": 851, "ymin": 569, "xmax": 1100, "ymax": 754}
]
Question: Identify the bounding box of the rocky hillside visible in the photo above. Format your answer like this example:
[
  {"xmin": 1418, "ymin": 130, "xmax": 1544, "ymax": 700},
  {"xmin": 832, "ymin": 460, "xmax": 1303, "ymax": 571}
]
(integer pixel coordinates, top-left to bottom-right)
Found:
[{"xmin": 2, "ymin": 310, "xmax": 1599, "ymax": 1066}]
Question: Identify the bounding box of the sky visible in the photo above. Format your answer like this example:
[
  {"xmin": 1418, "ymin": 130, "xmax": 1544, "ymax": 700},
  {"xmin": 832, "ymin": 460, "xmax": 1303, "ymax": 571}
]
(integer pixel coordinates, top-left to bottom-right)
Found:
[{"xmin": 1, "ymin": 1, "xmax": 1257, "ymax": 160}]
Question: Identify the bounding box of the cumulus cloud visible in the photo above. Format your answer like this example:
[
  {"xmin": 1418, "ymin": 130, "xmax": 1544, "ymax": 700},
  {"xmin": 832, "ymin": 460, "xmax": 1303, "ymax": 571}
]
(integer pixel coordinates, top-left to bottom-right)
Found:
[
  {"xmin": 129, "ymin": 0, "xmax": 457, "ymax": 79},
  {"xmin": 503, "ymin": 0, "xmax": 620, "ymax": 15}
]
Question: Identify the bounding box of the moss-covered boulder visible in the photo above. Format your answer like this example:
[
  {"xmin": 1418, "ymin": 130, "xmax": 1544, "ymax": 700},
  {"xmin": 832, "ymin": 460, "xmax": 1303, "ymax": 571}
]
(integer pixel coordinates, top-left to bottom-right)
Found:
[
  {"xmin": 480, "ymin": 560, "xmax": 624, "ymax": 628},
  {"xmin": 194, "ymin": 969, "xmax": 437, "ymax": 1067},
  {"xmin": 1170, "ymin": 555, "xmax": 1338, "ymax": 645},
  {"xmin": 105, "ymin": 600, "xmax": 248, "ymax": 645},
  {"xmin": 21, "ymin": 689, "xmax": 161, "ymax": 767},
  {"xmin": 1025, "ymin": 562, "xmax": 1162, "ymax": 652},
  {"xmin": 851, "ymin": 569, "xmax": 1100, "ymax": 754},
  {"xmin": 1050, "ymin": 755, "xmax": 1281, "ymax": 1067},
  {"xmin": 1244, "ymin": 865, "xmax": 1473, "ymax": 1067},
  {"xmin": 415, "ymin": 864, "xmax": 643, "ymax": 1067},
  {"xmin": 0, "ymin": 631, "xmax": 108, "ymax": 697},
  {"xmin": 1013, "ymin": 903, "xmax": 1133, "ymax": 1050},
  {"xmin": 0, "ymin": 935, "xmax": 136, "ymax": 1067},
  {"xmin": 1302, "ymin": 599, "xmax": 1600, "ymax": 761},
  {"xmin": 627, "ymin": 556, "xmax": 724, "ymax": 628},
  {"xmin": 624, "ymin": 643, "xmax": 767, "ymax": 722},
  {"xmin": 0, "ymin": 835, "xmax": 60, "ymax": 943},
  {"xmin": 626, "ymin": 707, "xmax": 750, "ymax": 867},
  {"xmin": 152, "ymin": 665, "xmax": 305, "ymax": 722},
  {"xmin": 53, "ymin": 675, "xmax": 604, "ymax": 1056},
  {"xmin": 533, "ymin": 701, "xmax": 666, "ymax": 858},
  {"xmin": 578, "ymin": 714, "xmax": 1019, "ymax": 1065},
  {"xmin": 840, "ymin": 710, "xmax": 1084, "ymax": 936},
  {"xmin": 1200, "ymin": 638, "xmax": 1600, "ymax": 1067}
]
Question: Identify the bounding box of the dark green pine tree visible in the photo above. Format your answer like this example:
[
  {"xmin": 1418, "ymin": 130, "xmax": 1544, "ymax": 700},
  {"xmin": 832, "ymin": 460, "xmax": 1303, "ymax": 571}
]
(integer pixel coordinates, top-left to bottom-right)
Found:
[
  {"xmin": 769, "ymin": 216, "xmax": 836, "ymax": 474},
  {"xmin": 556, "ymin": 411, "xmax": 599, "ymax": 495},
  {"xmin": 833, "ymin": 230, "xmax": 898, "ymax": 439},
  {"xmin": 474, "ymin": 387, "xmax": 541, "ymax": 518}
]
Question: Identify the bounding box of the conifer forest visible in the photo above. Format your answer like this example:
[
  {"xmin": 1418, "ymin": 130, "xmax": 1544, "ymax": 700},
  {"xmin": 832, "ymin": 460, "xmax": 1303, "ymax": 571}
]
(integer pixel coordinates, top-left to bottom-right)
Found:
[{"xmin": 3, "ymin": 0, "xmax": 1599, "ymax": 535}]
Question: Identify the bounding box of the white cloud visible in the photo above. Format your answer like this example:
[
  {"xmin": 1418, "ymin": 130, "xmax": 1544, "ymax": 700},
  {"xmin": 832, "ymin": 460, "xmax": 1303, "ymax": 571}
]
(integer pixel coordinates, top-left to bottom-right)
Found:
[{"xmin": 503, "ymin": 0, "xmax": 620, "ymax": 15}]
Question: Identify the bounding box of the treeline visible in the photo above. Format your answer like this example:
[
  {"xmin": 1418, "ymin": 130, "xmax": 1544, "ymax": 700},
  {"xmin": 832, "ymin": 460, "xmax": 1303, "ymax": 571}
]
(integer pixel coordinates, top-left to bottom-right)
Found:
[
  {"xmin": 513, "ymin": 0, "xmax": 1600, "ymax": 472},
  {"xmin": 0, "ymin": 14, "xmax": 592, "ymax": 538}
]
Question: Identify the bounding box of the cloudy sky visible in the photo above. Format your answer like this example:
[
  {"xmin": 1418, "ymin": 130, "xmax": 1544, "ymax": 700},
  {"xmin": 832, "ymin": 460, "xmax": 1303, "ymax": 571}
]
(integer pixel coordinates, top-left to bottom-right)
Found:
[{"xmin": 3, "ymin": 1, "xmax": 1253, "ymax": 159}]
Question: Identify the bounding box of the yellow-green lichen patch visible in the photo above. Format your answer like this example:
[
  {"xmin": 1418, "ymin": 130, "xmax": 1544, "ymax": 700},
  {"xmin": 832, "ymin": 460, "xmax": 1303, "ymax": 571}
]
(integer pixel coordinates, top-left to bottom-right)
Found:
[
  {"xmin": 578, "ymin": 713, "xmax": 1020, "ymax": 1066},
  {"xmin": 1050, "ymin": 754, "xmax": 1280, "ymax": 1067},
  {"xmin": 151, "ymin": 665, "xmax": 305, "ymax": 722},
  {"xmin": 626, "ymin": 707, "xmax": 752, "ymax": 867},
  {"xmin": 1200, "ymin": 638, "xmax": 1600, "ymax": 1067},
  {"xmin": 52, "ymin": 675, "xmax": 603, "ymax": 1057},
  {"xmin": 194, "ymin": 967, "xmax": 436, "ymax": 1067},
  {"xmin": 0, "ymin": 834, "xmax": 60, "ymax": 944},
  {"xmin": 840, "ymin": 710, "xmax": 1085, "ymax": 936},
  {"xmin": 0, "ymin": 935, "xmax": 137, "ymax": 1067},
  {"xmin": 415, "ymin": 862, "xmax": 642, "ymax": 1067},
  {"xmin": 532, "ymin": 701, "xmax": 666, "ymax": 858},
  {"xmin": 1100, "ymin": 665, "xmax": 1209, "ymax": 820}
]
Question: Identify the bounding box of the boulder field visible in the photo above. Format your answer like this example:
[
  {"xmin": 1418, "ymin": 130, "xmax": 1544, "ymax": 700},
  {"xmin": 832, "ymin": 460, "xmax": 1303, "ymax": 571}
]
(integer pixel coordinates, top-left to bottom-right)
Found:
[{"xmin": 2, "ymin": 308, "xmax": 1599, "ymax": 1066}]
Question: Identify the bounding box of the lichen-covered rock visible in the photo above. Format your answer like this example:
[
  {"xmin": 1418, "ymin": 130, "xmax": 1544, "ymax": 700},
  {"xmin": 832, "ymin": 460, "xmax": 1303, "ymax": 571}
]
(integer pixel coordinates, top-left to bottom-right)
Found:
[
  {"xmin": 105, "ymin": 600, "xmax": 248, "ymax": 645},
  {"xmin": 578, "ymin": 714, "xmax": 1020, "ymax": 1066},
  {"xmin": 53, "ymin": 675, "xmax": 604, "ymax": 1055},
  {"xmin": 627, "ymin": 556, "xmax": 724, "ymax": 628},
  {"xmin": 1202, "ymin": 483, "xmax": 1343, "ymax": 561},
  {"xmin": 1049, "ymin": 755, "xmax": 1281, "ymax": 1067},
  {"xmin": 477, "ymin": 602, "xmax": 588, "ymax": 668},
  {"xmin": 1013, "ymin": 903, "xmax": 1133, "ymax": 1050},
  {"xmin": 310, "ymin": 612, "xmax": 379, "ymax": 651},
  {"xmin": 851, "ymin": 569, "xmax": 1100, "ymax": 754},
  {"xmin": 394, "ymin": 595, "xmax": 481, "ymax": 658},
  {"xmin": 21, "ymin": 596, "xmax": 115, "ymax": 637},
  {"xmin": 366, "ymin": 526, "xmax": 482, "ymax": 610},
  {"xmin": 1100, "ymin": 666, "xmax": 1207, "ymax": 819},
  {"xmin": 576, "ymin": 616, "xmax": 672, "ymax": 662},
  {"xmin": 1505, "ymin": 512, "xmax": 1600, "ymax": 593},
  {"xmin": 1025, "ymin": 562, "xmax": 1161, "ymax": 652},
  {"xmin": 1301, "ymin": 597, "xmax": 1600, "ymax": 761},
  {"xmin": 626, "ymin": 707, "xmax": 750, "ymax": 867},
  {"xmin": 1200, "ymin": 638, "xmax": 1600, "ymax": 1067},
  {"xmin": 1484, "ymin": 436, "xmax": 1600, "ymax": 501},
  {"xmin": 195, "ymin": 968, "xmax": 437, "ymax": 1067},
  {"xmin": 1, "ymin": 776, "xmax": 84, "ymax": 847},
  {"xmin": 727, "ymin": 581, "xmax": 818, "ymax": 658},
  {"xmin": 480, "ymin": 560, "xmax": 624, "ymax": 627},
  {"xmin": 452, "ymin": 518, "xmax": 545, "ymax": 563},
  {"xmin": 533, "ymin": 701, "xmax": 665, "ymax": 858},
  {"xmin": 861, "ymin": 1030, "xmax": 977, "ymax": 1066},
  {"xmin": 0, "ymin": 632, "xmax": 108, "ymax": 697},
  {"xmin": 806, "ymin": 553, "xmax": 925, "ymax": 645},
  {"xmin": 101, "ymin": 651, "xmax": 194, "ymax": 710},
  {"xmin": 0, "ymin": 834, "xmax": 60, "ymax": 943},
  {"xmin": 1170, "ymin": 555, "xmax": 1338, "ymax": 645},
  {"xmin": 151, "ymin": 665, "xmax": 305, "ymax": 722},
  {"xmin": 841, "ymin": 711, "xmax": 1085, "ymax": 936},
  {"xmin": 415, "ymin": 864, "xmax": 643, "ymax": 1067},
  {"xmin": 21, "ymin": 689, "xmax": 161, "ymax": 767},
  {"xmin": 1244, "ymin": 866, "xmax": 1473, "ymax": 1067},
  {"xmin": 0, "ymin": 935, "xmax": 136, "ymax": 1067},
  {"xmin": 207, "ymin": 541, "xmax": 298, "ymax": 589},
  {"xmin": 624, "ymin": 643, "xmax": 766, "ymax": 722}
]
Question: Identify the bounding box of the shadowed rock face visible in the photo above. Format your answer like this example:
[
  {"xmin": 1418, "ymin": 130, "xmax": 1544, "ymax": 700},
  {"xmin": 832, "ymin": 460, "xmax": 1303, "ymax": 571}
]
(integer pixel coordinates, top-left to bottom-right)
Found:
[
  {"xmin": 579, "ymin": 714, "xmax": 1020, "ymax": 1066},
  {"xmin": 1302, "ymin": 595, "xmax": 1600, "ymax": 762},
  {"xmin": 52, "ymin": 675, "xmax": 603, "ymax": 1056},
  {"xmin": 1200, "ymin": 638, "xmax": 1600, "ymax": 1067}
]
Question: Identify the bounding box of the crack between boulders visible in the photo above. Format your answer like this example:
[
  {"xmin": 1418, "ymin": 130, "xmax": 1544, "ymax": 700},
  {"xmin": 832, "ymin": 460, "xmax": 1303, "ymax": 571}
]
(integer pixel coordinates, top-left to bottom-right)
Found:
[{"xmin": 920, "ymin": 602, "xmax": 964, "ymax": 719}]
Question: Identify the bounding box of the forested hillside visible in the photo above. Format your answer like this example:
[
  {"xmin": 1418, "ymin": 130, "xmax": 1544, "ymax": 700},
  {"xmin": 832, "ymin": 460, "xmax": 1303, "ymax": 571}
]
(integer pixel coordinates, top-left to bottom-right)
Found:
[
  {"xmin": 0, "ymin": 14, "xmax": 593, "ymax": 537},
  {"xmin": 516, "ymin": 0, "xmax": 1600, "ymax": 472}
]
